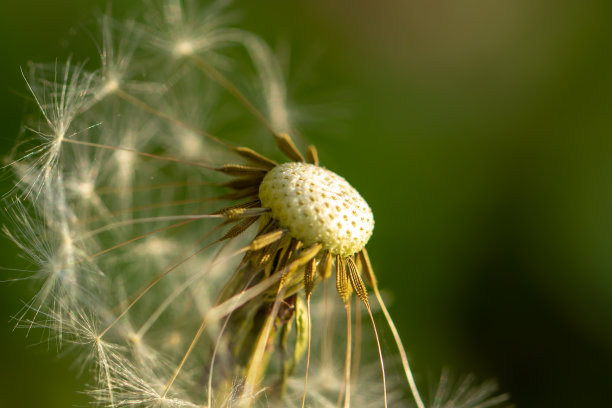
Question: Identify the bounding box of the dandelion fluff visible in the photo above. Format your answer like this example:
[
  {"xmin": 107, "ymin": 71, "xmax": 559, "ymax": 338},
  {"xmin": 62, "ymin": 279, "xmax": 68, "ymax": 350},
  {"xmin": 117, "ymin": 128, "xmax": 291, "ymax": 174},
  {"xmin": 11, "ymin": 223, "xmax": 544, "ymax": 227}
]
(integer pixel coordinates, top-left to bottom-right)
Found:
[{"xmin": 3, "ymin": 1, "xmax": 512, "ymax": 407}]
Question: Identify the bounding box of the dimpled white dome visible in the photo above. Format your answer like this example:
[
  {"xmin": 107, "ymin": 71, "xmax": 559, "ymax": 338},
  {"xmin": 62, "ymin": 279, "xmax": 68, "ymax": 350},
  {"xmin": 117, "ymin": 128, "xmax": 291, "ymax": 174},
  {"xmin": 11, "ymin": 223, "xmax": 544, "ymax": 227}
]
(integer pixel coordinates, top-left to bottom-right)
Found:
[{"xmin": 258, "ymin": 162, "xmax": 374, "ymax": 257}]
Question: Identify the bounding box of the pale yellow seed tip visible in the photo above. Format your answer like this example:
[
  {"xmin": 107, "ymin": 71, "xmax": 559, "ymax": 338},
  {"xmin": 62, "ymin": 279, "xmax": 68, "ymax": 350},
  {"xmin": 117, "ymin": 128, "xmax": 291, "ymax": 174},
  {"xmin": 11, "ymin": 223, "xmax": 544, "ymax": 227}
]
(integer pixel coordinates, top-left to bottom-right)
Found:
[
  {"xmin": 259, "ymin": 162, "xmax": 374, "ymax": 257},
  {"xmin": 174, "ymin": 40, "xmax": 194, "ymax": 56}
]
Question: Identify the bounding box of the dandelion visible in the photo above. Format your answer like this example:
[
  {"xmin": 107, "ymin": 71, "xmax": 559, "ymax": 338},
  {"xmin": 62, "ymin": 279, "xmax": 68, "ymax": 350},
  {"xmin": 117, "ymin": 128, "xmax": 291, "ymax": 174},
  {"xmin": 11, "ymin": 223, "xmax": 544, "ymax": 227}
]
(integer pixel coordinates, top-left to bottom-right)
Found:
[{"xmin": 4, "ymin": 1, "xmax": 512, "ymax": 407}]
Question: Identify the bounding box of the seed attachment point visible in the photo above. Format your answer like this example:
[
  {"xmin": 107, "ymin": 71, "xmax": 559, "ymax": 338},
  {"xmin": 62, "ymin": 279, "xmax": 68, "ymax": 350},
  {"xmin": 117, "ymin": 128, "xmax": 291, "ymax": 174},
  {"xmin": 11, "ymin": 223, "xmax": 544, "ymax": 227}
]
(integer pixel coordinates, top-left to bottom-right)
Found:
[{"xmin": 259, "ymin": 162, "xmax": 374, "ymax": 257}]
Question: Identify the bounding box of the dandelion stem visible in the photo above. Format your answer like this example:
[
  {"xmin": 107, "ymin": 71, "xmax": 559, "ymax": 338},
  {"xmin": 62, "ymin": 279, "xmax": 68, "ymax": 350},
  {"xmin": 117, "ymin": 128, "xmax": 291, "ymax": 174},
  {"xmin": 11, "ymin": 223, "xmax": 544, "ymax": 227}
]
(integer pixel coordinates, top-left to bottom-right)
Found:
[
  {"xmin": 110, "ymin": 220, "xmax": 226, "ymax": 316},
  {"xmin": 207, "ymin": 313, "xmax": 232, "ymax": 407},
  {"xmin": 134, "ymin": 238, "xmax": 232, "ymax": 340},
  {"xmin": 373, "ymin": 286, "xmax": 425, "ymax": 408},
  {"xmin": 352, "ymin": 296, "xmax": 362, "ymax": 383},
  {"xmin": 300, "ymin": 295, "xmax": 312, "ymax": 408},
  {"xmin": 114, "ymin": 88, "xmax": 236, "ymax": 151},
  {"xmin": 338, "ymin": 302, "xmax": 352, "ymax": 408},
  {"xmin": 80, "ymin": 219, "xmax": 196, "ymax": 267},
  {"xmin": 301, "ymin": 256, "xmax": 316, "ymax": 408},
  {"xmin": 98, "ymin": 223, "xmax": 223, "ymax": 338},
  {"xmin": 62, "ymin": 138, "xmax": 217, "ymax": 169},
  {"xmin": 162, "ymin": 311, "xmax": 208, "ymax": 399},
  {"xmin": 243, "ymin": 285, "xmax": 286, "ymax": 403},
  {"xmin": 81, "ymin": 197, "xmax": 214, "ymax": 224},
  {"xmin": 321, "ymin": 278, "xmax": 334, "ymax": 364},
  {"xmin": 366, "ymin": 304, "xmax": 388, "ymax": 408},
  {"xmin": 189, "ymin": 55, "xmax": 278, "ymax": 136},
  {"xmin": 94, "ymin": 180, "xmax": 215, "ymax": 195},
  {"xmin": 163, "ymin": 273, "xmax": 283, "ymax": 399},
  {"xmin": 79, "ymin": 214, "xmax": 224, "ymax": 240},
  {"xmin": 360, "ymin": 249, "xmax": 425, "ymax": 408}
]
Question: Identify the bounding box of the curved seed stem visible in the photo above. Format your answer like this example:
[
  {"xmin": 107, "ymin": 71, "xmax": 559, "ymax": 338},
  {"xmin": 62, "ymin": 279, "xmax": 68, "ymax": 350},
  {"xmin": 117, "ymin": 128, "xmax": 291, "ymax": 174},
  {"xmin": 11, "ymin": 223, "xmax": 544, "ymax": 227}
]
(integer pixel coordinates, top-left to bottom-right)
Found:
[
  {"xmin": 115, "ymin": 88, "xmax": 235, "ymax": 151},
  {"xmin": 189, "ymin": 55, "xmax": 277, "ymax": 136},
  {"xmin": 365, "ymin": 305, "xmax": 388, "ymax": 408},
  {"xmin": 163, "ymin": 273, "xmax": 283, "ymax": 399},
  {"xmin": 360, "ymin": 249, "xmax": 425, "ymax": 408},
  {"xmin": 373, "ymin": 287, "xmax": 425, "ymax": 408},
  {"xmin": 300, "ymin": 296, "xmax": 312, "ymax": 408},
  {"xmin": 62, "ymin": 138, "xmax": 216, "ymax": 169},
  {"xmin": 99, "ymin": 226, "xmax": 220, "ymax": 338},
  {"xmin": 207, "ymin": 270, "xmax": 260, "ymax": 408},
  {"xmin": 337, "ymin": 302, "xmax": 352, "ymax": 408},
  {"xmin": 242, "ymin": 285, "xmax": 286, "ymax": 402},
  {"xmin": 352, "ymin": 297, "xmax": 362, "ymax": 383}
]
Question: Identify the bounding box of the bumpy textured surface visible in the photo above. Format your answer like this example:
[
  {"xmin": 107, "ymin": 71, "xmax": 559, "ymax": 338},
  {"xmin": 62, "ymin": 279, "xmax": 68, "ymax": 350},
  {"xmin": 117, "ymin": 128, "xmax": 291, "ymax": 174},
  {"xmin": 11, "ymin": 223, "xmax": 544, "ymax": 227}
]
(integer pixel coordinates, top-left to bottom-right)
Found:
[{"xmin": 259, "ymin": 162, "xmax": 374, "ymax": 256}]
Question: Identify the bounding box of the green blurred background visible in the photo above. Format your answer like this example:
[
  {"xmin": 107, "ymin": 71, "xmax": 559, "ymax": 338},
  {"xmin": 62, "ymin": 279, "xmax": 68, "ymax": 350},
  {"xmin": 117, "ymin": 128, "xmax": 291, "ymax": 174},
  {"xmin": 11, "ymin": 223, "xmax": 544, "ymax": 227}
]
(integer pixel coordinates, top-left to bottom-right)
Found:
[{"xmin": 2, "ymin": 0, "xmax": 612, "ymax": 406}]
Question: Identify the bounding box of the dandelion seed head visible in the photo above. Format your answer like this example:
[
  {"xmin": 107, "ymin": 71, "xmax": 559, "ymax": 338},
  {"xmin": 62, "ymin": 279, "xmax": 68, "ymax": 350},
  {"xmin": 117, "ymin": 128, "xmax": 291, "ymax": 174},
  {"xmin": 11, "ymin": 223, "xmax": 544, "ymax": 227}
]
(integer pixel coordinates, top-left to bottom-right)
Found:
[
  {"xmin": 4, "ymin": 1, "xmax": 512, "ymax": 406},
  {"xmin": 128, "ymin": 333, "xmax": 142, "ymax": 345},
  {"xmin": 115, "ymin": 150, "xmax": 135, "ymax": 171},
  {"xmin": 99, "ymin": 77, "xmax": 120, "ymax": 98},
  {"xmin": 174, "ymin": 40, "xmax": 195, "ymax": 57},
  {"xmin": 137, "ymin": 236, "xmax": 179, "ymax": 261},
  {"xmin": 176, "ymin": 130, "xmax": 205, "ymax": 160},
  {"xmin": 259, "ymin": 162, "xmax": 374, "ymax": 257},
  {"xmin": 72, "ymin": 179, "xmax": 95, "ymax": 200},
  {"xmin": 167, "ymin": 331, "xmax": 181, "ymax": 347}
]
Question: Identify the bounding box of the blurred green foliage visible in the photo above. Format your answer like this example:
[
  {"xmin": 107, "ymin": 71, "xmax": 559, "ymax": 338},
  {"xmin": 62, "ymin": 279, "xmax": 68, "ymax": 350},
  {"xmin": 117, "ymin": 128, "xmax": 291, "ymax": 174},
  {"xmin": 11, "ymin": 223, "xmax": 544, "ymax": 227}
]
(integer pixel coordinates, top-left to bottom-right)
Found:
[{"xmin": 1, "ymin": 1, "xmax": 611, "ymax": 407}]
